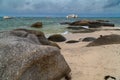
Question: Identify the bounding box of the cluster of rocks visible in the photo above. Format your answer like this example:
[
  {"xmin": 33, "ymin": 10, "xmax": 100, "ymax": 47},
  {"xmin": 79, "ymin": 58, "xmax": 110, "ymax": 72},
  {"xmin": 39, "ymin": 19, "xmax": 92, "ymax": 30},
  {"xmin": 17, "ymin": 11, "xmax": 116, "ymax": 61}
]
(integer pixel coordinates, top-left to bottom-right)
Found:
[
  {"xmin": 47, "ymin": 33, "xmax": 97, "ymax": 44},
  {"xmin": 48, "ymin": 33, "xmax": 120, "ymax": 47},
  {"xmin": 65, "ymin": 37, "xmax": 96, "ymax": 44},
  {"xmin": 0, "ymin": 29, "xmax": 71, "ymax": 80},
  {"xmin": 60, "ymin": 20, "xmax": 115, "ymax": 33}
]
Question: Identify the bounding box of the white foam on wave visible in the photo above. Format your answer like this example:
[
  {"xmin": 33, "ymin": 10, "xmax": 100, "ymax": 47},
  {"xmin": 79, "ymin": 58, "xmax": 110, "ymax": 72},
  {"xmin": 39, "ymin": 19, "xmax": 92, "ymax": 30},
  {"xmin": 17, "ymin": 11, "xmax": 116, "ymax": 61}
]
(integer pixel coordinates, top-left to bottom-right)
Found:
[
  {"xmin": 62, "ymin": 31, "xmax": 69, "ymax": 35},
  {"xmin": 81, "ymin": 26, "xmax": 89, "ymax": 29}
]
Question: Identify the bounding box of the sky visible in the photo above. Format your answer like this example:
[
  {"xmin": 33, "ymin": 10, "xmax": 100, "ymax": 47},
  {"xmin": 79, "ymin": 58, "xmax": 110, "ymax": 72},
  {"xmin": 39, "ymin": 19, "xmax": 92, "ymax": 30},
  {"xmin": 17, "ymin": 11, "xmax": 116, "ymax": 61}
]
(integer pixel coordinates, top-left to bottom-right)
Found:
[{"xmin": 0, "ymin": 0, "xmax": 120, "ymax": 17}]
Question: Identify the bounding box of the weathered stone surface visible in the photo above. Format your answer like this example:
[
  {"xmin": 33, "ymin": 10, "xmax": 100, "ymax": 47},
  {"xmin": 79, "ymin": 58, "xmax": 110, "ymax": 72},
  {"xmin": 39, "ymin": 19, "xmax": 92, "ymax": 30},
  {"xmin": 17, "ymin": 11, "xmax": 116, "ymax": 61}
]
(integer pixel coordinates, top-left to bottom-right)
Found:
[
  {"xmin": 87, "ymin": 34, "xmax": 120, "ymax": 46},
  {"xmin": 31, "ymin": 22, "xmax": 43, "ymax": 28},
  {"xmin": 48, "ymin": 34, "xmax": 66, "ymax": 42},
  {"xmin": 0, "ymin": 30, "xmax": 71, "ymax": 80}
]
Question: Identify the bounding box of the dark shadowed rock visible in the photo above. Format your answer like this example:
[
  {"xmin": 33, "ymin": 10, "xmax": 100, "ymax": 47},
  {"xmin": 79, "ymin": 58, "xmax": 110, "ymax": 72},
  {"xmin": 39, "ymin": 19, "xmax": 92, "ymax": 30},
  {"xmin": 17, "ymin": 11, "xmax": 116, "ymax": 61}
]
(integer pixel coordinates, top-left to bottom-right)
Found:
[
  {"xmin": 87, "ymin": 34, "xmax": 120, "ymax": 46},
  {"xmin": 82, "ymin": 37, "xmax": 96, "ymax": 42},
  {"xmin": 66, "ymin": 40, "xmax": 79, "ymax": 43},
  {"xmin": 31, "ymin": 22, "xmax": 43, "ymax": 28},
  {"xmin": 48, "ymin": 34, "xmax": 66, "ymax": 42},
  {"xmin": 104, "ymin": 75, "xmax": 116, "ymax": 80},
  {"xmin": 0, "ymin": 30, "xmax": 71, "ymax": 80}
]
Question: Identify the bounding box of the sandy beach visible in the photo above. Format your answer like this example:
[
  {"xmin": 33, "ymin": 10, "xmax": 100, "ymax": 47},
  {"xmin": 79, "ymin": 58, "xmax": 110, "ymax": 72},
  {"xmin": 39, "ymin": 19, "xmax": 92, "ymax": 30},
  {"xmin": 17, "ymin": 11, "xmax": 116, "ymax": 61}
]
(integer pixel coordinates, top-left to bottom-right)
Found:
[
  {"xmin": 58, "ymin": 28, "xmax": 120, "ymax": 80},
  {"xmin": 1, "ymin": 0, "xmax": 120, "ymax": 80}
]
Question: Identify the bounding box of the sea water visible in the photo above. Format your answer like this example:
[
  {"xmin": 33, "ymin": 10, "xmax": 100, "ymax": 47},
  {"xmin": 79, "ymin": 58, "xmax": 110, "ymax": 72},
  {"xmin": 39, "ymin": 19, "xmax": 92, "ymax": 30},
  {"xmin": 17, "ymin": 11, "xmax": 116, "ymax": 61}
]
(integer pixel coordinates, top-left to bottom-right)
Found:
[{"xmin": 0, "ymin": 17, "xmax": 120, "ymax": 34}]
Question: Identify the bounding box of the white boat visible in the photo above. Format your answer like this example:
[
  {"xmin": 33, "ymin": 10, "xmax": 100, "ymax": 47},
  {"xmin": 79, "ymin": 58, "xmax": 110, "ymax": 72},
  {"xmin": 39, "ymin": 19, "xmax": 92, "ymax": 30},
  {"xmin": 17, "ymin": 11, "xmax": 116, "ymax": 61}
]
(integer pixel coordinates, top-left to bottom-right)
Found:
[
  {"xmin": 66, "ymin": 14, "xmax": 78, "ymax": 18},
  {"xmin": 3, "ymin": 16, "xmax": 12, "ymax": 19}
]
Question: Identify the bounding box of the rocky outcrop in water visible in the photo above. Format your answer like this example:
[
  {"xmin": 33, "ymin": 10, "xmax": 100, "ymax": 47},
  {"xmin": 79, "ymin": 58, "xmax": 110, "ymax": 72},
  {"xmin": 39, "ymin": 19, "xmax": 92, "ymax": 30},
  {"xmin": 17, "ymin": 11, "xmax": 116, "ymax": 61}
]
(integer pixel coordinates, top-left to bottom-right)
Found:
[
  {"xmin": 31, "ymin": 22, "xmax": 43, "ymax": 28},
  {"xmin": 0, "ymin": 29, "xmax": 71, "ymax": 80},
  {"xmin": 69, "ymin": 20, "xmax": 114, "ymax": 28}
]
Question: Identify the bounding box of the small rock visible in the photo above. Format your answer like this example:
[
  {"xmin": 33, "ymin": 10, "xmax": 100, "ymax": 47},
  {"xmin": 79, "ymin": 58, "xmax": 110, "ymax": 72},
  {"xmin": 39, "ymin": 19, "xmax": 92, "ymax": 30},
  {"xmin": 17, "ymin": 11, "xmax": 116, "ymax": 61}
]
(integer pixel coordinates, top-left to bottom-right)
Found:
[
  {"xmin": 31, "ymin": 22, "xmax": 43, "ymax": 28},
  {"xmin": 48, "ymin": 34, "xmax": 66, "ymax": 42},
  {"xmin": 66, "ymin": 40, "xmax": 79, "ymax": 43},
  {"xmin": 82, "ymin": 37, "xmax": 96, "ymax": 42},
  {"xmin": 104, "ymin": 75, "xmax": 116, "ymax": 80}
]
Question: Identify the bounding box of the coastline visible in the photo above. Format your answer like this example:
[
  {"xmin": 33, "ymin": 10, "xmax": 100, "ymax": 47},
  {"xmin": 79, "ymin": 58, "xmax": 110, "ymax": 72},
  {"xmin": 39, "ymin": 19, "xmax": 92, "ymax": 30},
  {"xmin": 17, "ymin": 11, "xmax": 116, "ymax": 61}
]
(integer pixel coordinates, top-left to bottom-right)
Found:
[{"xmin": 0, "ymin": 17, "xmax": 120, "ymax": 34}]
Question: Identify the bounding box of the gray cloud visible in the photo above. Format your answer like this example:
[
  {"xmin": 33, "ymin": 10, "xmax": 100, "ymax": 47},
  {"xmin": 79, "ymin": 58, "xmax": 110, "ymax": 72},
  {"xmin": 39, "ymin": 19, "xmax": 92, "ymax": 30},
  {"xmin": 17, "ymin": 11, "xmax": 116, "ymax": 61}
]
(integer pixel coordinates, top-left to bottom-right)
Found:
[
  {"xmin": 0, "ymin": 0, "xmax": 120, "ymax": 16},
  {"xmin": 104, "ymin": 0, "xmax": 120, "ymax": 8}
]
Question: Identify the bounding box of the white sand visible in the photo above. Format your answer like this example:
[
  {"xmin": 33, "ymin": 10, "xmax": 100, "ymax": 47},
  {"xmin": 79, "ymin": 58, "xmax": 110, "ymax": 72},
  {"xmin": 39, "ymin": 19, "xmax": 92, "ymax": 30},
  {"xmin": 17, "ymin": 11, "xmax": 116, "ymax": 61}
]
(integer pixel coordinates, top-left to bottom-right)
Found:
[{"xmin": 58, "ymin": 30, "xmax": 120, "ymax": 80}]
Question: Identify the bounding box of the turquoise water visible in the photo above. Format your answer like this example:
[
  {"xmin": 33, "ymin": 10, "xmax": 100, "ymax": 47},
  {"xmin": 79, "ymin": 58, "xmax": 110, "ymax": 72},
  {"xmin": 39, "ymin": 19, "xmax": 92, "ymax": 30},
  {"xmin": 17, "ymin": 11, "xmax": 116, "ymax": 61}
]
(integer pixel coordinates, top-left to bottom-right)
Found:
[{"xmin": 0, "ymin": 17, "xmax": 120, "ymax": 34}]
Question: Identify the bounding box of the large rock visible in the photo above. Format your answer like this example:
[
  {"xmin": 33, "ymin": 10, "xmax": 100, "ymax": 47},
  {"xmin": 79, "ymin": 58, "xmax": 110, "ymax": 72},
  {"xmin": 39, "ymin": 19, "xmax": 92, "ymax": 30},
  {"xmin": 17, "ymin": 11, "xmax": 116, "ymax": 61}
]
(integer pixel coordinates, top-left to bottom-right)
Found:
[
  {"xmin": 31, "ymin": 22, "xmax": 43, "ymax": 28},
  {"xmin": 87, "ymin": 34, "xmax": 120, "ymax": 46},
  {"xmin": 48, "ymin": 34, "xmax": 66, "ymax": 42},
  {"xmin": 0, "ymin": 30, "xmax": 71, "ymax": 80},
  {"xmin": 69, "ymin": 20, "xmax": 114, "ymax": 28}
]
